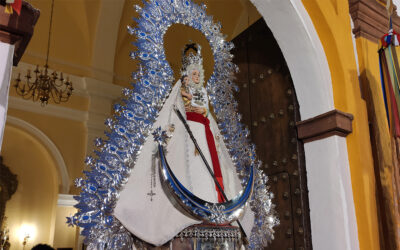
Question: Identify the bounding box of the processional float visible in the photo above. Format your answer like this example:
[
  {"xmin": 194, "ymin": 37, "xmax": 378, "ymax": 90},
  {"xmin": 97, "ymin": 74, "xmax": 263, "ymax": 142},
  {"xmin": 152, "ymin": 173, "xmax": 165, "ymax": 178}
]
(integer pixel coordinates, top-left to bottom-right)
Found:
[{"xmin": 68, "ymin": 0, "xmax": 278, "ymax": 249}]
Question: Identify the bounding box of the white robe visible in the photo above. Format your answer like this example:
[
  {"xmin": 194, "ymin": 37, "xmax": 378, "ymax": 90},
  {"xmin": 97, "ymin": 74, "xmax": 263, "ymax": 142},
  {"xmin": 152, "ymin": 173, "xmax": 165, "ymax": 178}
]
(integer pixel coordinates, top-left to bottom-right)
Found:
[{"xmin": 114, "ymin": 80, "xmax": 254, "ymax": 246}]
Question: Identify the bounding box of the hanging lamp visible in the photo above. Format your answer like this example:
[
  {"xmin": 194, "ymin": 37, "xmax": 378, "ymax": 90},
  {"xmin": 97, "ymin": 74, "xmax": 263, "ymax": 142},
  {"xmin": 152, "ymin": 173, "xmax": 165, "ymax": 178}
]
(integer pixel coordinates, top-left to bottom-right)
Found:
[{"xmin": 14, "ymin": 0, "xmax": 73, "ymax": 106}]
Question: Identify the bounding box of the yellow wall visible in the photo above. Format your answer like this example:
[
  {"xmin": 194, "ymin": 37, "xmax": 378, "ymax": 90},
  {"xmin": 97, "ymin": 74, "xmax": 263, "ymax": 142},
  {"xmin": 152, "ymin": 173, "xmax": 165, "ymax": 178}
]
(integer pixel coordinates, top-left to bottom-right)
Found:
[
  {"xmin": 5, "ymin": 0, "xmax": 387, "ymax": 248},
  {"xmin": 53, "ymin": 206, "xmax": 78, "ymax": 249},
  {"xmin": 302, "ymin": 0, "xmax": 380, "ymax": 249},
  {"xmin": 355, "ymin": 37, "xmax": 393, "ymax": 172},
  {"xmin": 22, "ymin": 0, "xmax": 101, "ymax": 77},
  {"xmin": 356, "ymin": 34, "xmax": 400, "ymax": 249},
  {"xmin": 3, "ymin": 1, "xmax": 266, "ymax": 249},
  {"xmin": 2, "ymin": 125, "xmax": 58, "ymax": 250},
  {"xmin": 18, "ymin": 0, "xmax": 261, "ymax": 87},
  {"xmin": 113, "ymin": 0, "xmax": 261, "ymax": 86},
  {"xmin": 6, "ymin": 109, "xmax": 87, "ymax": 194}
]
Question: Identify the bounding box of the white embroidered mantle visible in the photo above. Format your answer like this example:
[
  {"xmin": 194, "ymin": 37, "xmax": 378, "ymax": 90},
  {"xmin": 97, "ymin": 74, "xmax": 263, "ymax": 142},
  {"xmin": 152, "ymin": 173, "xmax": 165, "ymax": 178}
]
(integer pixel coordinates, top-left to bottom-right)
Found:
[{"xmin": 114, "ymin": 80, "xmax": 254, "ymax": 246}]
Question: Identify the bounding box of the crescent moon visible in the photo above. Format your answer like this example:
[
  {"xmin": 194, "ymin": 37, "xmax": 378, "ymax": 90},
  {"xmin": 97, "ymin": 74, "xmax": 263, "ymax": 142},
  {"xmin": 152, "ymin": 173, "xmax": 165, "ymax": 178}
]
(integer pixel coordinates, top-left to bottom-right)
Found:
[{"xmin": 157, "ymin": 142, "xmax": 255, "ymax": 225}]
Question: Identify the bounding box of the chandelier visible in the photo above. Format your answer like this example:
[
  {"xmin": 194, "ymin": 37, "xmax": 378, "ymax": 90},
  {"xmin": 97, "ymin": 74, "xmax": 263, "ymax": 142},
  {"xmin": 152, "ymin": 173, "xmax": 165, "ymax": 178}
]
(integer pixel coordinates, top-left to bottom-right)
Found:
[{"xmin": 14, "ymin": 0, "xmax": 73, "ymax": 106}]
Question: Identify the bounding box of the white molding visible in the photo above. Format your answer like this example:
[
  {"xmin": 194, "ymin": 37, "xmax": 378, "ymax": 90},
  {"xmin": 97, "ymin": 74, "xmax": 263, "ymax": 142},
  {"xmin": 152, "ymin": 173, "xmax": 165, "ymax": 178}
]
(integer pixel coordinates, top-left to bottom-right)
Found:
[
  {"xmin": 0, "ymin": 42, "xmax": 14, "ymax": 153},
  {"xmin": 251, "ymin": 0, "xmax": 334, "ymax": 120},
  {"xmin": 57, "ymin": 194, "xmax": 77, "ymax": 207},
  {"xmin": 9, "ymin": 62, "xmax": 124, "ymax": 124},
  {"xmin": 91, "ymin": 0, "xmax": 125, "ymax": 82},
  {"xmin": 305, "ymin": 136, "xmax": 358, "ymax": 250},
  {"xmin": 9, "ymin": 61, "xmax": 124, "ymax": 156},
  {"xmin": 113, "ymin": 73, "xmax": 130, "ymax": 83},
  {"xmin": 22, "ymin": 50, "xmax": 129, "ymax": 86},
  {"xmin": 23, "ymin": 51, "xmax": 115, "ymax": 82},
  {"xmin": 8, "ymin": 96, "xmax": 88, "ymax": 122},
  {"xmin": 84, "ymin": 77, "xmax": 123, "ymax": 100},
  {"xmin": 12, "ymin": 61, "xmax": 88, "ymax": 97},
  {"xmin": 6, "ymin": 116, "xmax": 70, "ymax": 194},
  {"xmin": 250, "ymin": 0, "xmax": 359, "ymax": 249},
  {"xmin": 395, "ymin": 0, "xmax": 400, "ymax": 15},
  {"xmin": 350, "ymin": 16, "xmax": 360, "ymax": 76},
  {"xmin": 11, "ymin": 62, "xmax": 124, "ymax": 99}
]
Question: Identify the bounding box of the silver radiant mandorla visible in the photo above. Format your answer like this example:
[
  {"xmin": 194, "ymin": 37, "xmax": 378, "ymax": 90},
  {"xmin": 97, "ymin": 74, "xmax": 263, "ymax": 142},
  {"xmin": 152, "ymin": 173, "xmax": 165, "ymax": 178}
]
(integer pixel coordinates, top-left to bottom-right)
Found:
[{"xmin": 68, "ymin": 0, "xmax": 279, "ymax": 249}]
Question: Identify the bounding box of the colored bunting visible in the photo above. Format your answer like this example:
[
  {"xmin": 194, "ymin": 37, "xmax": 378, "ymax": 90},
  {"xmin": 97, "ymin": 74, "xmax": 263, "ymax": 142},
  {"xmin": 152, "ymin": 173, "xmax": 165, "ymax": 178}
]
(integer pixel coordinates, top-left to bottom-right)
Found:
[
  {"xmin": 379, "ymin": 18, "xmax": 400, "ymax": 137},
  {"xmin": 3, "ymin": 0, "xmax": 21, "ymax": 15}
]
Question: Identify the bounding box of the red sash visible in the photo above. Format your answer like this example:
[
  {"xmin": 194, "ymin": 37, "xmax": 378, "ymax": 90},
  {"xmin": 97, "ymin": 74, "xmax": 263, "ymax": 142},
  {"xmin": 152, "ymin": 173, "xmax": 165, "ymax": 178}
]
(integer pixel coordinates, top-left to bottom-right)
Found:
[{"xmin": 186, "ymin": 112, "xmax": 225, "ymax": 202}]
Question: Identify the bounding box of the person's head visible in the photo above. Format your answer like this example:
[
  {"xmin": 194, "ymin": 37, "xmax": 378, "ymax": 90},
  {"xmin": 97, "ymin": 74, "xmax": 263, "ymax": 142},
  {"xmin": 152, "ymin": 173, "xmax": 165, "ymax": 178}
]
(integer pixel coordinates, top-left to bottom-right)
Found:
[
  {"xmin": 31, "ymin": 244, "xmax": 54, "ymax": 250},
  {"xmin": 180, "ymin": 75, "xmax": 188, "ymax": 86}
]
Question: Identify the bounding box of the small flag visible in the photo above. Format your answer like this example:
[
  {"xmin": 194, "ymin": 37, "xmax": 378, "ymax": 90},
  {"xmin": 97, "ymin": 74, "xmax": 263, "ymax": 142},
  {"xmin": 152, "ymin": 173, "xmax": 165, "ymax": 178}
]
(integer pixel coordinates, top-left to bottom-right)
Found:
[
  {"xmin": 4, "ymin": 3, "xmax": 12, "ymax": 14},
  {"xmin": 3, "ymin": 0, "xmax": 21, "ymax": 15},
  {"xmin": 379, "ymin": 17, "xmax": 400, "ymax": 137},
  {"xmin": 11, "ymin": 0, "xmax": 21, "ymax": 15}
]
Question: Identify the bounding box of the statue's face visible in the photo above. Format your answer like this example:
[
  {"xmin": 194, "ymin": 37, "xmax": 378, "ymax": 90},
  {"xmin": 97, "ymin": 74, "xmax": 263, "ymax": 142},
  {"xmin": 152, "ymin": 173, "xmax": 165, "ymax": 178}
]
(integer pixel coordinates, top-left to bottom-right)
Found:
[
  {"xmin": 191, "ymin": 69, "xmax": 200, "ymax": 84},
  {"xmin": 183, "ymin": 76, "xmax": 189, "ymax": 86}
]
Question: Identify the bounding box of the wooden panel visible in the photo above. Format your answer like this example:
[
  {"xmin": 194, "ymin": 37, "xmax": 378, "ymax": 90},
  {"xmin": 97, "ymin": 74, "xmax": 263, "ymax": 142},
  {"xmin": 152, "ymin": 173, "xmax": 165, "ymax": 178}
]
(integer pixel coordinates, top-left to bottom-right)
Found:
[
  {"xmin": 296, "ymin": 109, "xmax": 353, "ymax": 142},
  {"xmin": 232, "ymin": 31, "xmax": 251, "ymax": 127},
  {"xmin": 0, "ymin": 1, "xmax": 40, "ymax": 65},
  {"xmin": 267, "ymin": 172, "xmax": 295, "ymax": 250},
  {"xmin": 232, "ymin": 19, "xmax": 312, "ymax": 250}
]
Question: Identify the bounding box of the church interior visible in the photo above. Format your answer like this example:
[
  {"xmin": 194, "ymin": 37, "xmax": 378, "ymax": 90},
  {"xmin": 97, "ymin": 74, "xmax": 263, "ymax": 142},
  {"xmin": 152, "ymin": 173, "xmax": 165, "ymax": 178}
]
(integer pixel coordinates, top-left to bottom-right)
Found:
[{"xmin": 0, "ymin": 0, "xmax": 400, "ymax": 249}]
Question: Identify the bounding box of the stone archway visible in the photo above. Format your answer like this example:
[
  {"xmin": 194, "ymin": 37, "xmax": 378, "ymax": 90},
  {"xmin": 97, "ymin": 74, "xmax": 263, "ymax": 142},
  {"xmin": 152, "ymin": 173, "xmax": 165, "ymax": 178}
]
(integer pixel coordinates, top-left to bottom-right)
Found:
[
  {"xmin": 6, "ymin": 116, "xmax": 70, "ymax": 194},
  {"xmin": 249, "ymin": 1, "xmax": 359, "ymax": 249}
]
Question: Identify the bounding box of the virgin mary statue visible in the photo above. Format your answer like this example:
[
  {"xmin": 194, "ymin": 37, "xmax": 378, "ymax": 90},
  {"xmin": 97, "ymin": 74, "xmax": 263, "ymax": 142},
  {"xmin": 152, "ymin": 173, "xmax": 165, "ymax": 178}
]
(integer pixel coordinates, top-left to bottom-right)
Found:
[
  {"xmin": 114, "ymin": 43, "xmax": 255, "ymax": 247},
  {"xmin": 70, "ymin": 1, "xmax": 278, "ymax": 248}
]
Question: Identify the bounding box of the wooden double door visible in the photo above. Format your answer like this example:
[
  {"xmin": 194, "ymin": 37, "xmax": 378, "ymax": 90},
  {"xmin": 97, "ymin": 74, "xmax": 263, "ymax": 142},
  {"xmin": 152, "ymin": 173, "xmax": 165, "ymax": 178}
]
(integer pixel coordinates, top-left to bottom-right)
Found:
[{"xmin": 232, "ymin": 19, "xmax": 312, "ymax": 250}]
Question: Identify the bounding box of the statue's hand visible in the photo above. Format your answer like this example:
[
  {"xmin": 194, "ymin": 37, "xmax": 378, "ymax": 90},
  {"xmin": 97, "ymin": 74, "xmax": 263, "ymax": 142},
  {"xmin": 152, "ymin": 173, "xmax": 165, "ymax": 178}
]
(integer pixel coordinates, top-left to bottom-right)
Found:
[
  {"xmin": 181, "ymin": 90, "xmax": 193, "ymax": 100},
  {"xmin": 185, "ymin": 106, "xmax": 206, "ymax": 115},
  {"xmin": 193, "ymin": 107, "xmax": 206, "ymax": 115}
]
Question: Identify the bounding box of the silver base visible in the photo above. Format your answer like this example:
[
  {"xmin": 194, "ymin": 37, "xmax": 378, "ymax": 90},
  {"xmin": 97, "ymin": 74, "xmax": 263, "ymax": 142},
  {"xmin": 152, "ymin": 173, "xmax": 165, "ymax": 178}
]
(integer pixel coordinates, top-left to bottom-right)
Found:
[{"xmin": 133, "ymin": 225, "xmax": 243, "ymax": 250}]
